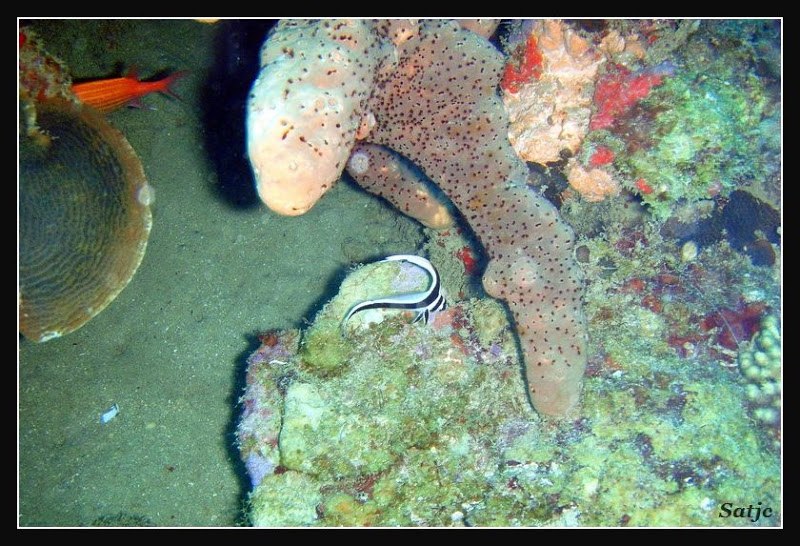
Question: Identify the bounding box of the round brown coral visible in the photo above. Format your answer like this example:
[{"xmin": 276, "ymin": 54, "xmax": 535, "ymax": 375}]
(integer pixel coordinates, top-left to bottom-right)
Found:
[{"xmin": 19, "ymin": 99, "xmax": 152, "ymax": 342}]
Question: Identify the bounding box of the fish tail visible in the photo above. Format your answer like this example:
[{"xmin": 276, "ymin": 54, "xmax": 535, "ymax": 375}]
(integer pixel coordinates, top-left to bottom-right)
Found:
[{"xmin": 158, "ymin": 70, "xmax": 189, "ymax": 101}]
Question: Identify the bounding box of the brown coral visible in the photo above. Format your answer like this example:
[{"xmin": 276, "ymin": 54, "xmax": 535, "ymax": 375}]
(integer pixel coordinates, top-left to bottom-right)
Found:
[{"xmin": 19, "ymin": 99, "xmax": 152, "ymax": 342}]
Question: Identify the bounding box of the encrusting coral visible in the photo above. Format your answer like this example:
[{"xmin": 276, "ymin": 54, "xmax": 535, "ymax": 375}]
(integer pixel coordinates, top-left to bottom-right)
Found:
[
  {"xmin": 566, "ymin": 160, "xmax": 621, "ymax": 202},
  {"xmin": 247, "ymin": 19, "xmax": 588, "ymax": 417}
]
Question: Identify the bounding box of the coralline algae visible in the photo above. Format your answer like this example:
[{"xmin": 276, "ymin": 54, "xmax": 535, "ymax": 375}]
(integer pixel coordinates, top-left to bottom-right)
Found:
[{"xmin": 247, "ymin": 19, "xmax": 588, "ymax": 417}]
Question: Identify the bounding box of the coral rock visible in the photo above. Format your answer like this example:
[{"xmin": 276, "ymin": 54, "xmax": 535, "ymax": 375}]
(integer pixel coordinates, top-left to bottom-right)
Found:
[
  {"xmin": 237, "ymin": 261, "xmax": 538, "ymax": 525},
  {"xmin": 567, "ymin": 160, "xmax": 621, "ymax": 202},
  {"xmin": 504, "ymin": 20, "xmax": 606, "ymax": 165}
]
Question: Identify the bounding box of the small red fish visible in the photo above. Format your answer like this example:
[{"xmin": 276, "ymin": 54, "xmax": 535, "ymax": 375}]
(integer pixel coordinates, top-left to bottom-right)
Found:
[{"xmin": 72, "ymin": 69, "xmax": 187, "ymax": 113}]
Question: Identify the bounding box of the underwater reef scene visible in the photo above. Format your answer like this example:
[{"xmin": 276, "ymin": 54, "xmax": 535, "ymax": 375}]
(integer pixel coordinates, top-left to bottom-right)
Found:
[{"xmin": 19, "ymin": 19, "xmax": 780, "ymax": 527}]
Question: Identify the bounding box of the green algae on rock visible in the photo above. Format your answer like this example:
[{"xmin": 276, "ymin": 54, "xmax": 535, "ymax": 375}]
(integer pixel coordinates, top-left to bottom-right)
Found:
[
  {"xmin": 300, "ymin": 258, "xmax": 431, "ymax": 373},
  {"xmin": 587, "ymin": 21, "xmax": 781, "ymax": 220},
  {"xmin": 237, "ymin": 259, "xmax": 780, "ymax": 526}
]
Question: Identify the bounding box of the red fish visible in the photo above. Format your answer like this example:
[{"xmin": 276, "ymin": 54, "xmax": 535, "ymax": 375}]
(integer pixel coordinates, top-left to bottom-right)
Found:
[{"xmin": 72, "ymin": 69, "xmax": 187, "ymax": 113}]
